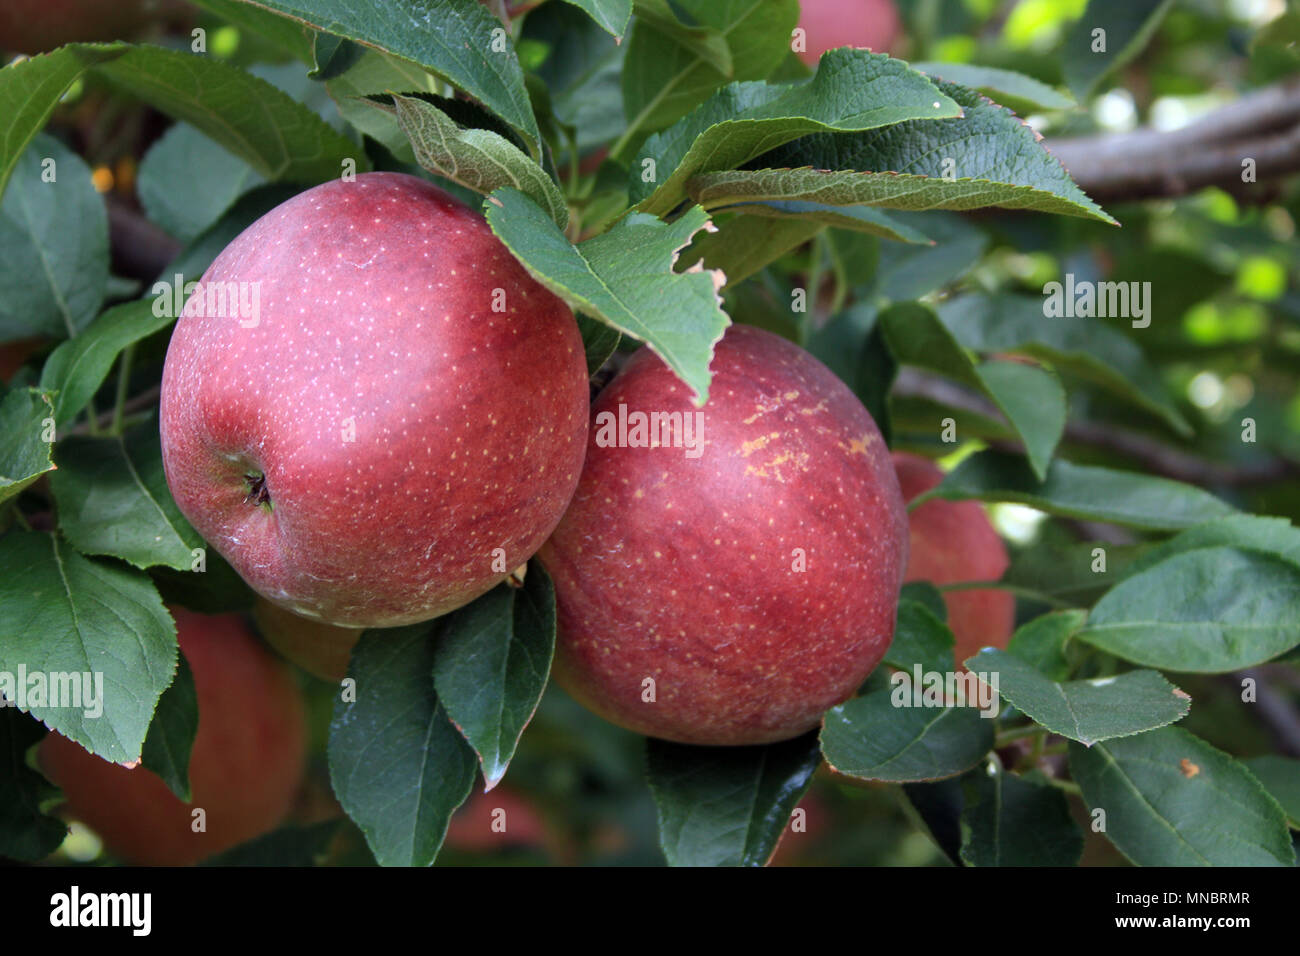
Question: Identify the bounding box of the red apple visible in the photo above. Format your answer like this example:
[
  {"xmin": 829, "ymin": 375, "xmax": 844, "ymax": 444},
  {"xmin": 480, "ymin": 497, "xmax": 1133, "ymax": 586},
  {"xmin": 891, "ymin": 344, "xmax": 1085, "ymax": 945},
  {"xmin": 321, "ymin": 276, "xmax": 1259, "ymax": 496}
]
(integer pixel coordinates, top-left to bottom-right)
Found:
[
  {"xmin": 893, "ymin": 451, "xmax": 1014, "ymax": 665},
  {"xmin": 796, "ymin": 0, "xmax": 903, "ymax": 66},
  {"xmin": 39, "ymin": 607, "xmax": 307, "ymax": 866},
  {"xmin": 159, "ymin": 172, "xmax": 589, "ymax": 627},
  {"xmin": 0, "ymin": 0, "xmax": 188, "ymax": 53},
  {"xmin": 252, "ymin": 597, "xmax": 361, "ymax": 683},
  {"xmin": 539, "ymin": 324, "xmax": 908, "ymax": 746},
  {"xmin": 445, "ymin": 786, "xmax": 549, "ymax": 853}
]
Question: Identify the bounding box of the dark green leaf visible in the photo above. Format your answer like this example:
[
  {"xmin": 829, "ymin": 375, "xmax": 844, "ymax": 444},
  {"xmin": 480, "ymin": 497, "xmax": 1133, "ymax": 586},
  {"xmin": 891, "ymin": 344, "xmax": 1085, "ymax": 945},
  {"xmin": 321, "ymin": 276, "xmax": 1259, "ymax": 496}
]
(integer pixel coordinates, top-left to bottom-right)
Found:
[
  {"xmin": 1063, "ymin": 0, "xmax": 1175, "ymax": 98},
  {"xmin": 0, "ymin": 709, "xmax": 66, "ymax": 861},
  {"xmin": 925, "ymin": 449, "xmax": 1237, "ymax": 531},
  {"xmin": 203, "ymin": 821, "xmax": 340, "ymax": 866},
  {"xmin": 577, "ymin": 313, "xmax": 621, "ymax": 376},
  {"xmin": 432, "ymin": 566, "xmax": 556, "ymax": 789},
  {"xmin": 966, "ymin": 649, "xmax": 1190, "ymax": 745},
  {"xmin": 137, "ymin": 123, "xmax": 265, "ymax": 243},
  {"xmin": 0, "ymin": 388, "xmax": 54, "ymax": 506},
  {"xmin": 1, "ymin": 134, "xmax": 107, "ymax": 340},
  {"xmin": 1006, "ymin": 609, "xmax": 1088, "ymax": 681},
  {"xmin": 960, "ymin": 765, "xmax": 1084, "ymax": 866},
  {"xmin": 633, "ymin": 49, "xmax": 960, "ymax": 216},
  {"xmin": 240, "ymin": 0, "xmax": 541, "ymax": 153},
  {"xmin": 821, "ymin": 687, "xmax": 995, "ymax": 782},
  {"xmin": 329, "ymin": 626, "xmax": 477, "ymax": 867},
  {"xmin": 910, "ymin": 62, "xmax": 1076, "ymax": 114},
  {"xmin": 561, "ymin": 0, "xmax": 633, "ymax": 37},
  {"xmin": 140, "ymin": 655, "xmax": 197, "ymax": 802},
  {"xmin": 646, "ymin": 731, "xmax": 821, "ymax": 866},
  {"xmin": 485, "ymin": 188, "xmax": 728, "ymax": 403},
  {"xmin": 39, "ymin": 299, "xmax": 174, "ymax": 428},
  {"xmin": 1078, "ymin": 547, "xmax": 1300, "ymax": 672},
  {"xmin": 1243, "ymin": 757, "xmax": 1300, "ymax": 828},
  {"xmin": 51, "ymin": 421, "xmax": 201, "ymax": 571},
  {"xmin": 0, "ymin": 531, "xmax": 176, "ymax": 763},
  {"xmin": 1069, "ymin": 727, "xmax": 1294, "ymax": 866},
  {"xmin": 883, "ymin": 599, "xmax": 956, "ymax": 674}
]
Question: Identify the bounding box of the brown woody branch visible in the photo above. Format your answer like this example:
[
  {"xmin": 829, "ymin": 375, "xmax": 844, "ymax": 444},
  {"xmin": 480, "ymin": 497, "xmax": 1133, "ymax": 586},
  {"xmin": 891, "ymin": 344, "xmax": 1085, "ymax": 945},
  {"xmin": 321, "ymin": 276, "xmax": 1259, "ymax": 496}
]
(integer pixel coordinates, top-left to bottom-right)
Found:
[{"xmin": 1045, "ymin": 78, "xmax": 1300, "ymax": 203}]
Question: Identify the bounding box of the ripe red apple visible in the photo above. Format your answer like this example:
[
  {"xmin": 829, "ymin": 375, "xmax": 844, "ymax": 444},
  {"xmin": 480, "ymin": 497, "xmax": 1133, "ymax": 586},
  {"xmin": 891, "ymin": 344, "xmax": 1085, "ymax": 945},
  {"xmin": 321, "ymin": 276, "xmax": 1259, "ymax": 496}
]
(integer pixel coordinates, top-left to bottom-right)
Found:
[
  {"xmin": 159, "ymin": 172, "xmax": 589, "ymax": 627},
  {"xmin": 252, "ymin": 597, "xmax": 361, "ymax": 683},
  {"xmin": 796, "ymin": 0, "xmax": 903, "ymax": 66},
  {"xmin": 0, "ymin": 0, "xmax": 187, "ymax": 53},
  {"xmin": 39, "ymin": 607, "xmax": 308, "ymax": 866},
  {"xmin": 893, "ymin": 452, "xmax": 1014, "ymax": 665},
  {"xmin": 539, "ymin": 324, "xmax": 908, "ymax": 746}
]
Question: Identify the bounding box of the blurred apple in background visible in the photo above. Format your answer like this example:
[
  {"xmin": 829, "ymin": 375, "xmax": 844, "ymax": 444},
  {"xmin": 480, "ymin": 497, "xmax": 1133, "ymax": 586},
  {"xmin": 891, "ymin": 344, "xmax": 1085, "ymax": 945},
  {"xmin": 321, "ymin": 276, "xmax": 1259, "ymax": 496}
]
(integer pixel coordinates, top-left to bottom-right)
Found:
[
  {"xmin": 893, "ymin": 452, "xmax": 1014, "ymax": 665},
  {"xmin": 796, "ymin": 0, "xmax": 903, "ymax": 65},
  {"xmin": 0, "ymin": 0, "xmax": 191, "ymax": 53},
  {"xmin": 252, "ymin": 597, "xmax": 362, "ymax": 684},
  {"xmin": 39, "ymin": 607, "xmax": 308, "ymax": 865}
]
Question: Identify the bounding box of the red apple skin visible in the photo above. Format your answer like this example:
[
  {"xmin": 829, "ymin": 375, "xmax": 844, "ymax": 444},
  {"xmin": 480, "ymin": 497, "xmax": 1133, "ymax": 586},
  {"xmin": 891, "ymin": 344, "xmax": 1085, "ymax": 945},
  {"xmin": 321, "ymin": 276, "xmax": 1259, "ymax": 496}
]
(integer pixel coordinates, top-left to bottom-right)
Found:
[
  {"xmin": 159, "ymin": 172, "xmax": 589, "ymax": 627},
  {"xmin": 0, "ymin": 338, "xmax": 44, "ymax": 382},
  {"xmin": 540, "ymin": 324, "xmax": 908, "ymax": 746},
  {"xmin": 796, "ymin": 0, "xmax": 903, "ymax": 66},
  {"xmin": 893, "ymin": 452, "xmax": 1014, "ymax": 665},
  {"xmin": 38, "ymin": 608, "xmax": 308, "ymax": 866},
  {"xmin": 0, "ymin": 0, "xmax": 185, "ymax": 53}
]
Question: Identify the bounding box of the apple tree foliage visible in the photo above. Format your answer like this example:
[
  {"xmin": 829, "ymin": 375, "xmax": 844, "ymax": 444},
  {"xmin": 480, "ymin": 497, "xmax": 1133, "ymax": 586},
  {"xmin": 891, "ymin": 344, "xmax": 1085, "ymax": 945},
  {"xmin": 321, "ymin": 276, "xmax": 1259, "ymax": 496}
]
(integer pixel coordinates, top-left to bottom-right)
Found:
[{"xmin": 1, "ymin": 0, "xmax": 1299, "ymax": 867}]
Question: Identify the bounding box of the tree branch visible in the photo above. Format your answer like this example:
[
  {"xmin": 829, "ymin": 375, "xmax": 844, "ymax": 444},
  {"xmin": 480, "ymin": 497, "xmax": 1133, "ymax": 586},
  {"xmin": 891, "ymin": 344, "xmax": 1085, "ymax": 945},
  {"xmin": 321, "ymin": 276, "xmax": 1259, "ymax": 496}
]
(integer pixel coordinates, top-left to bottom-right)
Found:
[
  {"xmin": 892, "ymin": 367, "xmax": 1300, "ymax": 487},
  {"xmin": 1045, "ymin": 78, "xmax": 1300, "ymax": 202}
]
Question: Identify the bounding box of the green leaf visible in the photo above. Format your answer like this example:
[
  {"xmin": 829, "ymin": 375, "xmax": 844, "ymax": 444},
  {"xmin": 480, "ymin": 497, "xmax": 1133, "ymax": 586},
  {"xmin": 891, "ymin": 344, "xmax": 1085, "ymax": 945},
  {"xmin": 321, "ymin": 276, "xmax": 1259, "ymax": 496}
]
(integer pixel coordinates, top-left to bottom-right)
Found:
[
  {"xmin": 633, "ymin": 50, "xmax": 961, "ymax": 217},
  {"xmin": 934, "ymin": 293, "xmax": 1190, "ymax": 436},
  {"xmin": 910, "ymin": 62, "xmax": 1076, "ymax": 114},
  {"xmin": 84, "ymin": 44, "xmax": 362, "ymax": 183},
  {"xmin": 1243, "ymin": 757, "xmax": 1300, "ymax": 829},
  {"xmin": 203, "ymin": 821, "xmax": 340, "ymax": 866},
  {"xmin": 1006, "ymin": 609, "xmax": 1088, "ymax": 681},
  {"xmin": 318, "ymin": 43, "xmax": 440, "ymax": 162},
  {"xmin": 50, "ymin": 421, "xmax": 202, "ymax": 571},
  {"xmin": 966, "ymin": 649, "xmax": 1190, "ymax": 746},
  {"xmin": 695, "ymin": 81, "xmax": 1116, "ymax": 224},
  {"xmin": 821, "ymin": 688, "xmax": 995, "ymax": 782},
  {"xmin": 730, "ymin": 201, "xmax": 931, "ymax": 243},
  {"xmin": 485, "ymin": 188, "xmax": 728, "ymax": 404},
  {"xmin": 1069, "ymin": 727, "xmax": 1294, "ymax": 866},
  {"xmin": 0, "ymin": 46, "xmax": 122, "ymax": 198},
  {"xmin": 0, "ymin": 388, "xmax": 55, "ymax": 506},
  {"xmin": 646, "ymin": 731, "xmax": 821, "ymax": 867},
  {"xmin": 1063, "ymin": 0, "xmax": 1175, "ymax": 98},
  {"xmin": 1115, "ymin": 515, "xmax": 1300, "ymax": 581},
  {"xmin": 883, "ymin": 599, "xmax": 956, "ymax": 675},
  {"xmin": 239, "ymin": 0, "xmax": 541, "ymax": 153},
  {"xmin": 924, "ymin": 449, "xmax": 1237, "ymax": 531},
  {"xmin": 1001, "ymin": 540, "xmax": 1145, "ymax": 608},
  {"xmin": 140, "ymin": 655, "xmax": 197, "ymax": 802},
  {"xmin": 680, "ymin": 213, "xmax": 823, "ymax": 288},
  {"xmin": 328, "ymin": 626, "xmax": 477, "ymax": 867},
  {"xmin": 385, "ymin": 94, "xmax": 567, "ymax": 228},
  {"xmin": 528, "ymin": 1, "xmax": 628, "ymax": 152},
  {"xmin": 432, "ymin": 566, "xmax": 556, "ymax": 790},
  {"xmin": 959, "ymin": 764, "xmax": 1084, "ymax": 866},
  {"xmin": 1077, "ymin": 547, "xmax": 1300, "ymax": 672},
  {"xmin": 561, "ymin": 0, "xmax": 633, "ymax": 37},
  {"xmin": 874, "ymin": 211, "xmax": 986, "ymax": 299},
  {"xmin": 880, "ymin": 303, "xmax": 1065, "ymax": 479},
  {"xmin": 623, "ymin": 0, "xmax": 799, "ymax": 136},
  {"xmin": 0, "ymin": 531, "xmax": 176, "ymax": 764},
  {"xmin": 137, "ymin": 123, "xmax": 265, "ymax": 243},
  {"xmin": 1, "ymin": 133, "xmax": 108, "ymax": 341},
  {"xmin": 576, "ymin": 313, "xmax": 621, "ymax": 376},
  {"xmin": 187, "ymin": 0, "xmax": 317, "ymax": 63},
  {"xmin": 39, "ymin": 299, "xmax": 174, "ymax": 428},
  {"xmin": 0, "ymin": 710, "xmax": 67, "ymax": 861}
]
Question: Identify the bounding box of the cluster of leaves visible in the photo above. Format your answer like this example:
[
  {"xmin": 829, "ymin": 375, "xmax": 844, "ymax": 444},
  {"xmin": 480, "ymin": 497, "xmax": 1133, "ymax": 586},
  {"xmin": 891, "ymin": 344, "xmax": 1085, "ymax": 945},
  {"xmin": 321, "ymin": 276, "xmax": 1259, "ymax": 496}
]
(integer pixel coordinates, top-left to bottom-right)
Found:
[{"xmin": 1, "ymin": 0, "xmax": 1298, "ymax": 867}]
